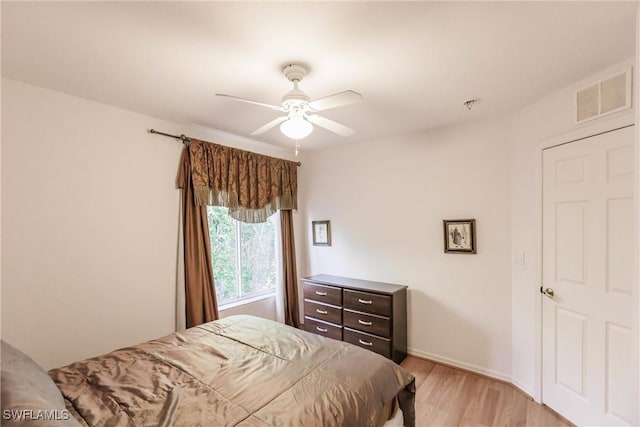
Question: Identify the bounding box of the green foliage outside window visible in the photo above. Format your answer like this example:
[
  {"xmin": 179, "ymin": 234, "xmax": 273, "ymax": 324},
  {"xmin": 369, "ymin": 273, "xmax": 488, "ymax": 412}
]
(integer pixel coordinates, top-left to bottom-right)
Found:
[{"xmin": 207, "ymin": 206, "xmax": 276, "ymax": 304}]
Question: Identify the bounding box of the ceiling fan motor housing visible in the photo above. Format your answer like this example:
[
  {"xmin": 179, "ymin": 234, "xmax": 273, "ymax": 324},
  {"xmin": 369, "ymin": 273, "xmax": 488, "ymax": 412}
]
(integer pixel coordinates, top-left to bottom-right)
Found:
[{"xmin": 282, "ymin": 91, "xmax": 310, "ymax": 110}]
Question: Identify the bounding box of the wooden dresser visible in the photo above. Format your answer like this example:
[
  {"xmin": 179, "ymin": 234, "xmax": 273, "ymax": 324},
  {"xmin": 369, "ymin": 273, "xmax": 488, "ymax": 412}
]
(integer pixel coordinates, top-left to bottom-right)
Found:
[{"xmin": 302, "ymin": 274, "xmax": 407, "ymax": 364}]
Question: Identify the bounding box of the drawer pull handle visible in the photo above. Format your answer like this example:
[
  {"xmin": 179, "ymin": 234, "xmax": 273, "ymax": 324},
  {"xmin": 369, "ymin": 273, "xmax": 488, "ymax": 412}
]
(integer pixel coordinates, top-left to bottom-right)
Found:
[
  {"xmin": 358, "ymin": 339, "xmax": 373, "ymax": 347},
  {"xmin": 358, "ymin": 319, "xmax": 373, "ymax": 326},
  {"xmin": 316, "ymin": 309, "xmax": 328, "ymax": 315},
  {"xmin": 315, "ymin": 291, "xmax": 328, "ymax": 296},
  {"xmin": 358, "ymin": 298, "xmax": 373, "ymax": 305},
  {"xmin": 316, "ymin": 326, "xmax": 328, "ymax": 333}
]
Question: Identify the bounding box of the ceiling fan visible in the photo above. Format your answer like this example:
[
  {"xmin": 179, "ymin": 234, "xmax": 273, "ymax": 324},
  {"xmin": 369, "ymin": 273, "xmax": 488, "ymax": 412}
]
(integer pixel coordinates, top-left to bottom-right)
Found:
[{"xmin": 216, "ymin": 64, "xmax": 363, "ymax": 140}]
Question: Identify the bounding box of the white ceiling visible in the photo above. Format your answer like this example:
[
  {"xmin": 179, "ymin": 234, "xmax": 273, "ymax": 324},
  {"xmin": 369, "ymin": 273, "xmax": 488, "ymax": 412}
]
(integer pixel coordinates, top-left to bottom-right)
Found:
[{"xmin": 2, "ymin": 2, "xmax": 636, "ymax": 150}]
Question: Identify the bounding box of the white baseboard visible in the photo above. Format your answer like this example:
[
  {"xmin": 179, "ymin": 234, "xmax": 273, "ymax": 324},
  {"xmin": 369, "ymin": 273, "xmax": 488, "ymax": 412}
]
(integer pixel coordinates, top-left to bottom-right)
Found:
[
  {"xmin": 511, "ymin": 378, "xmax": 535, "ymax": 400},
  {"xmin": 407, "ymin": 347, "xmax": 512, "ymax": 384}
]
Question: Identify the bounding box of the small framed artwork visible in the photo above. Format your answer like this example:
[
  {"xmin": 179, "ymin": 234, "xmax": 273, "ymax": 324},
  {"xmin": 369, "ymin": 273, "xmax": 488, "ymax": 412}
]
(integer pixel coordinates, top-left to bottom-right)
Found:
[
  {"xmin": 443, "ymin": 219, "xmax": 476, "ymax": 254},
  {"xmin": 312, "ymin": 220, "xmax": 331, "ymax": 246}
]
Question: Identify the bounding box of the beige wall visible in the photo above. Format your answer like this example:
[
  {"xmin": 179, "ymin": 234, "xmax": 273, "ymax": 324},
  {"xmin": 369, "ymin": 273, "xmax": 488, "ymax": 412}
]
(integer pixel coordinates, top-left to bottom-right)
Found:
[
  {"xmin": 636, "ymin": 4, "xmax": 640, "ymax": 414},
  {"xmin": 1, "ymin": 79, "xmax": 298, "ymax": 369},
  {"xmin": 299, "ymin": 116, "xmax": 513, "ymax": 380}
]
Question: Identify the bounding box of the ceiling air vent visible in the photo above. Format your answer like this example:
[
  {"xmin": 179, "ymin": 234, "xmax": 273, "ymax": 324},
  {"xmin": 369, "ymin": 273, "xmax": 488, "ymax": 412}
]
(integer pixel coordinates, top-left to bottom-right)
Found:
[{"xmin": 576, "ymin": 67, "xmax": 632, "ymax": 123}]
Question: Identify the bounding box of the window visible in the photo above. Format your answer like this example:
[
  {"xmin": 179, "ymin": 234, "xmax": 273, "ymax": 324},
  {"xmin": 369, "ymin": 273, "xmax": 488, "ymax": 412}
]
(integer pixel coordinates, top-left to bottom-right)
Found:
[{"xmin": 207, "ymin": 206, "xmax": 278, "ymax": 305}]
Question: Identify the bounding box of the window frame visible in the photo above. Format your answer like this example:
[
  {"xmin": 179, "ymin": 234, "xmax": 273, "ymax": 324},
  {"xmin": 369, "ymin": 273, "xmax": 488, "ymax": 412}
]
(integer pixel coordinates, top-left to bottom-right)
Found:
[{"xmin": 208, "ymin": 207, "xmax": 279, "ymax": 309}]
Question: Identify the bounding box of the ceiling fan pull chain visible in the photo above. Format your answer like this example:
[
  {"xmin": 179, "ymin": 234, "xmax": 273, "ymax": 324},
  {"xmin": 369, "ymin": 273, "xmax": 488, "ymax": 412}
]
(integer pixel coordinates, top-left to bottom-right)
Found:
[{"xmin": 295, "ymin": 140, "xmax": 300, "ymax": 156}]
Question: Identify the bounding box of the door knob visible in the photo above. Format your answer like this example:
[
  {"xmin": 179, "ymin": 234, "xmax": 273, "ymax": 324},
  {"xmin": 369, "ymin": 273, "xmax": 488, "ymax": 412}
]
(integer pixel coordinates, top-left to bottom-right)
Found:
[{"xmin": 541, "ymin": 287, "xmax": 555, "ymax": 299}]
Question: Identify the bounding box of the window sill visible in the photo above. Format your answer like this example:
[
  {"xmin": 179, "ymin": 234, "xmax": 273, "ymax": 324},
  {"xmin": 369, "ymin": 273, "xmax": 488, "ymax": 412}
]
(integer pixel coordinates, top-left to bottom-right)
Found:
[{"xmin": 218, "ymin": 291, "xmax": 275, "ymax": 311}]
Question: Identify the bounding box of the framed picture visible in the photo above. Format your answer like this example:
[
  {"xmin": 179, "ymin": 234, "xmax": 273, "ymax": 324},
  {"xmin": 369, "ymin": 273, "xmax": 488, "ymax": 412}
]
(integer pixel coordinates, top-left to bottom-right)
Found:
[
  {"xmin": 312, "ymin": 220, "xmax": 331, "ymax": 246},
  {"xmin": 443, "ymin": 219, "xmax": 476, "ymax": 254}
]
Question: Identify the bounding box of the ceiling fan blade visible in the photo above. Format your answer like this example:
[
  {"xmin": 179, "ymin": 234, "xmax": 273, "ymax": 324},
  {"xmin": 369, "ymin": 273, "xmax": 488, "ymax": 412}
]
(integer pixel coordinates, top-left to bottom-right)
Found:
[
  {"xmin": 308, "ymin": 115, "xmax": 355, "ymax": 137},
  {"xmin": 250, "ymin": 116, "xmax": 288, "ymax": 136},
  {"xmin": 216, "ymin": 94, "xmax": 284, "ymax": 112},
  {"xmin": 308, "ymin": 90, "xmax": 363, "ymax": 112}
]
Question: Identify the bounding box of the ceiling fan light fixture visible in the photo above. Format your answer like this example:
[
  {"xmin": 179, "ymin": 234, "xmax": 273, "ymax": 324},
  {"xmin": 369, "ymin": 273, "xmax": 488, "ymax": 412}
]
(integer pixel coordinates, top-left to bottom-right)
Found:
[{"xmin": 280, "ymin": 116, "xmax": 313, "ymax": 139}]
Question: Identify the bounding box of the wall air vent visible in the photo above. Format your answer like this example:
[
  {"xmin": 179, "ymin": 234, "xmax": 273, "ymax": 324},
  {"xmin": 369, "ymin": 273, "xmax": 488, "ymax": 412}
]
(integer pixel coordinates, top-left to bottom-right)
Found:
[{"xmin": 575, "ymin": 67, "xmax": 632, "ymax": 123}]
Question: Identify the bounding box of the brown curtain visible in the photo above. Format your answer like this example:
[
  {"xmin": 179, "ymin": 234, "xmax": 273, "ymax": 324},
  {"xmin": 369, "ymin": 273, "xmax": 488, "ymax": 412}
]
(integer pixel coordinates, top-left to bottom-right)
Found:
[
  {"xmin": 280, "ymin": 210, "xmax": 300, "ymax": 328},
  {"xmin": 177, "ymin": 147, "xmax": 219, "ymax": 328},
  {"xmin": 179, "ymin": 137, "xmax": 299, "ymax": 328},
  {"xmin": 188, "ymin": 139, "xmax": 298, "ymax": 223}
]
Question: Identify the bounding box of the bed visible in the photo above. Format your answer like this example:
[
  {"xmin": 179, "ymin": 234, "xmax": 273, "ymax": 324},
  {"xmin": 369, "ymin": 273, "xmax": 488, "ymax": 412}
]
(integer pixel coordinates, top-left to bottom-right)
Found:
[{"xmin": 2, "ymin": 315, "xmax": 415, "ymax": 426}]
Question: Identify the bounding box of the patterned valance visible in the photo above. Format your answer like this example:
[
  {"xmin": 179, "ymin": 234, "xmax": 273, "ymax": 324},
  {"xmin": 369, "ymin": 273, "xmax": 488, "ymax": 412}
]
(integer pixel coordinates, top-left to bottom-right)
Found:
[{"xmin": 184, "ymin": 139, "xmax": 298, "ymax": 223}]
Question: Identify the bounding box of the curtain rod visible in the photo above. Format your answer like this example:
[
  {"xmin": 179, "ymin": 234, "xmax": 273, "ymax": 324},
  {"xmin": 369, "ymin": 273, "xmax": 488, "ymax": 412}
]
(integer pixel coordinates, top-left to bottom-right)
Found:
[
  {"xmin": 148, "ymin": 128, "xmax": 302, "ymax": 166},
  {"xmin": 149, "ymin": 128, "xmax": 190, "ymax": 143}
]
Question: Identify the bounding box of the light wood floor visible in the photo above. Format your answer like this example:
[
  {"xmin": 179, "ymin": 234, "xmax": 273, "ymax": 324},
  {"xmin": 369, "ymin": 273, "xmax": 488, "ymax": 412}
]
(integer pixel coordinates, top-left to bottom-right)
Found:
[{"xmin": 400, "ymin": 356, "xmax": 574, "ymax": 427}]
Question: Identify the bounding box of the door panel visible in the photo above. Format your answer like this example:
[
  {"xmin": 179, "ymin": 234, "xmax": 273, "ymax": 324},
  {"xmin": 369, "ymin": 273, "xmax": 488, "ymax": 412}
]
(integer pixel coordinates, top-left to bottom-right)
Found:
[
  {"xmin": 606, "ymin": 322, "xmax": 634, "ymax": 423},
  {"xmin": 607, "ymin": 145, "xmax": 634, "ymax": 180},
  {"xmin": 607, "ymin": 197, "xmax": 633, "ymax": 295},
  {"xmin": 542, "ymin": 125, "xmax": 637, "ymax": 426},
  {"xmin": 555, "ymin": 202, "xmax": 586, "ymax": 284},
  {"xmin": 555, "ymin": 307, "xmax": 587, "ymax": 396}
]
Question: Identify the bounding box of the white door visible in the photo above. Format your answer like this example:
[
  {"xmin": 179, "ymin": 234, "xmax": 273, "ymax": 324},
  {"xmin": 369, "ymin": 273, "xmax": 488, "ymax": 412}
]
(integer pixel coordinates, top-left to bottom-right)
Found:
[{"xmin": 542, "ymin": 125, "xmax": 637, "ymax": 426}]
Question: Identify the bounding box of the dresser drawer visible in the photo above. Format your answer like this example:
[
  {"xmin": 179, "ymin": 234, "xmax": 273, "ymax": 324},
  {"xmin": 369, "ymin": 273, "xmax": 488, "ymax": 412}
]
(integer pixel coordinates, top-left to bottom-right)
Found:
[
  {"xmin": 304, "ymin": 316, "xmax": 342, "ymax": 341},
  {"xmin": 343, "ymin": 309, "xmax": 391, "ymax": 339},
  {"xmin": 304, "ymin": 299, "xmax": 342, "ymax": 325},
  {"xmin": 343, "ymin": 289, "xmax": 391, "ymax": 316},
  {"xmin": 343, "ymin": 328, "xmax": 391, "ymax": 359},
  {"xmin": 303, "ymin": 282, "xmax": 342, "ymax": 306}
]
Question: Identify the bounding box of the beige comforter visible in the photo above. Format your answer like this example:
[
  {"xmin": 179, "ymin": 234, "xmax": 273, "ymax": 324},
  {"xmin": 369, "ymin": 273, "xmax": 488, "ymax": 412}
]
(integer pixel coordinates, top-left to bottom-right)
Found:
[{"xmin": 49, "ymin": 315, "xmax": 415, "ymax": 427}]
